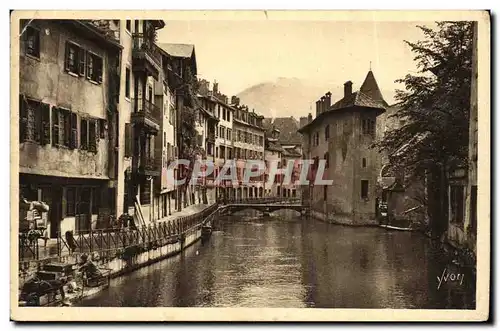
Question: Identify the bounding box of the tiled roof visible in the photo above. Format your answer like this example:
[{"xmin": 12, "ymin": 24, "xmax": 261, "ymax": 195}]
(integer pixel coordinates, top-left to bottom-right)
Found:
[
  {"xmin": 330, "ymin": 91, "xmax": 387, "ymax": 111},
  {"xmin": 299, "ymin": 70, "xmax": 388, "ymax": 133},
  {"xmin": 157, "ymin": 43, "xmax": 195, "ymax": 58},
  {"xmin": 266, "ymin": 140, "xmax": 285, "ymax": 153},
  {"xmin": 282, "ymin": 146, "xmax": 302, "ymax": 157}
]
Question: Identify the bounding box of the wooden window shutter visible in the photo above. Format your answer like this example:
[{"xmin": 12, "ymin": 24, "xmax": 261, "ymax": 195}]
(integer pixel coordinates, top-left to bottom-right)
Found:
[
  {"xmin": 51, "ymin": 107, "xmax": 59, "ymax": 146},
  {"xmin": 64, "ymin": 110, "xmax": 71, "ymax": 147},
  {"xmin": 78, "ymin": 47, "xmax": 86, "ymax": 76},
  {"xmin": 69, "ymin": 112, "xmax": 78, "ymax": 149},
  {"xmin": 88, "ymin": 120, "xmax": 97, "ymax": 152},
  {"xmin": 80, "ymin": 118, "xmax": 88, "ymax": 150},
  {"xmin": 19, "ymin": 95, "xmax": 27, "ymax": 142},
  {"xmin": 124, "ymin": 123, "xmax": 132, "ymax": 157},
  {"xmin": 99, "ymin": 119, "xmax": 106, "ymax": 139},
  {"xmin": 64, "ymin": 42, "xmax": 70, "ymax": 72},
  {"xmin": 41, "ymin": 103, "xmax": 51, "ymax": 145},
  {"xmin": 95, "ymin": 119, "xmax": 100, "ymax": 143},
  {"xmin": 97, "ymin": 57, "xmax": 103, "ymax": 83},
  {"xmin": 86, "ymin": 51, "xmax": 92, "ymax": 80}
]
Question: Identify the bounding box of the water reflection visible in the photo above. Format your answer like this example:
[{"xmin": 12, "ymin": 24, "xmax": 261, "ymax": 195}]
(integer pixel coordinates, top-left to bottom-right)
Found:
[{"xmin": 80, "ymin": 211, "xmax": 475, "ymax": 309}]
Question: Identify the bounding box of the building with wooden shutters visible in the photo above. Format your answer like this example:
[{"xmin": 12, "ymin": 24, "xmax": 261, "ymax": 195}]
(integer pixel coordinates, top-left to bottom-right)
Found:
[{"xmin": 19, "ymin": 19, "xmax": 122, "ymax": 237}]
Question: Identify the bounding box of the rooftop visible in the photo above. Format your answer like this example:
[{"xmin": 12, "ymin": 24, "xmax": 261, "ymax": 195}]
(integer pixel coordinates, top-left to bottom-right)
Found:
[{"xmin": 299, "ymin": 70, "xmax": 388, "ymax": 133}]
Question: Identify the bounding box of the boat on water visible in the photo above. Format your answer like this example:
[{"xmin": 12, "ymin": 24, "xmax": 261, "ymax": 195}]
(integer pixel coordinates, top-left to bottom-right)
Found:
[{"xmin": 379, "ymin": 224, "xmax": 416, "ymax": 232}]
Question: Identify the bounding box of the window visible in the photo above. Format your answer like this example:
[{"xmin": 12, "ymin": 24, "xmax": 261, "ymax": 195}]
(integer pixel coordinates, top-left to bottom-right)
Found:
[
  {"xmin": 125, "ymin": 67, "xmax": 131, "ymax": 99},
  {"xmin": 362, "ymin": 118, "xmax": 376, "ymax": 136},
  {"xmin": 362, "ymin": 158, "xmax": 367, "ymax": 168},
  {"xmin": 19, "ymin": 96, "xmax": 50, "ymax": 144},
  {"xmin": 126, "ymin": 20, "xmax": 131, "ymax": 33},
  {"xmin": 450, "ymin": 185, "xmax": 465, "ymax": 224},
  {"xmin": 361, "ymin": 180, "xmax": 369, "ymax": 199},
  {"xmin": 220, "ymin": 126, "xmax": 225, "ymax": 139},
  {"xmin": 91, "ymin": 187, "xmax": 100, "ymax": 214},
  {"xmin": 134, "ymin": 20, "xmax": 140, "ymax": 33},
  {"xmin": 325, "ymin": 124, "xmax": 330, "ymax": 140},
  {"xmin": 323, "ymin": 186, "xmax": 327, "ymax": 201},
  {"xmin": 25, "ymin": 26, "xmax": 40, "ymax": 58},
  {"xmin": 227, "ymin": 129, "xmax": 232, "ymax": 141},
  {"xmin": 69, "ymin": 112, "xmax": 78, "ymax": 149},
  {"xmin": 99, "ymin": 119, "xmax": 106, "ymax": 139},
  {"xmin": 65, "ymin": 42, "xmax": 82, "ymax": 75},
  {"xmin": 86, "ymin": 52, "xmax": 103, "ymax": 83},
  {"xmin": 66, "ymin": 187, "xmax": 76, "ymax": 216},
  {"xmin": 80, "ymin": 118, "xmax": 88, "ymax": 150},
  {"xmin": 169, "ymin": 105, "xmax": 175, "ymax": 125},
  {"xmin": 163, "ymin": 132, "xmax": 166, "ymax": 147},
  {"xmin": 324, "ymin": 152, "xmax": 329, "ymax": 168},
  {"xmin": 148, "ymin": 86, "xmax": 153, "ymax": 102}
]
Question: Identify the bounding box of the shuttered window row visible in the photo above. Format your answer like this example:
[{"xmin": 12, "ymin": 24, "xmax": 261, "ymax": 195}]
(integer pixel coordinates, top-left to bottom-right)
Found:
[
  {"xmin": 64, "ymin": 41, "xmax": 103, "ymax": 84},
  {"xmin": 19, "ymin": 94, "xmax": 106, "ymax": 153}
]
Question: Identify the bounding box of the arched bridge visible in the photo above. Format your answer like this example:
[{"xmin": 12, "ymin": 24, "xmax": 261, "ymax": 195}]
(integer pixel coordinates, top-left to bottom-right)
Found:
[{"xmin": 219, "ymin": 197, "xmax": 309, "ymax": 216}]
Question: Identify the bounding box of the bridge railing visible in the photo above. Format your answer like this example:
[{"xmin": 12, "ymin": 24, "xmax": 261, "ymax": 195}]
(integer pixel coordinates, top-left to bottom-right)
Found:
[{"xmin": 223, "ymin": 197, "xmax": 302, "ymax": 205}]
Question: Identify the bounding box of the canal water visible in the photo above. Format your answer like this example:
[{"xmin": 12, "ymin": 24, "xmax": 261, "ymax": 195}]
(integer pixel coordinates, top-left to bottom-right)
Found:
[{"xmin": 79, "ymin": 211, "xmax": 475, "ymax": 309}]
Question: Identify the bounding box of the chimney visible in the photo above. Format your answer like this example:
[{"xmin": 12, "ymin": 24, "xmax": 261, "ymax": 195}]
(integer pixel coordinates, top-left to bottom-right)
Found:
[
  {"xmin": 325, "ymin": 92, "xmax": 332, "ymax": 110},
  {"xmin": 231, "ymin": 96, "xmax": 240, "ymax": 106},
  {"xmin": 213, "ymin": 81, "xmax": 219, "ymax": 94},
  {"xmin": 299, "ymin": 117, "xmax": 307, "ymax": 128},
  {"xmin": 308, "ymin": 112, "xmax": 312, "ymax": 123},
  {"xmin": 344, "ymin": 81, "xmax": 353, "ymax": 98},
  {"xmin": 315, "ymin": 100, "xmax": 321, "ymax": 116},
  {"xmin": 320, "ymin": 96, "xmax": 326, "ymax": 113}
]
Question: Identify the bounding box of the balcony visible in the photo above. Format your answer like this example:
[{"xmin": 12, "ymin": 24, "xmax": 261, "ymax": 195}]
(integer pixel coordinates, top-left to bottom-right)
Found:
[
  {"xmin": 139, "ymin": 156, "xmax": 160, "ymax": 177},
  {"xmin": 132, "ymin": 33, "xmax": 162, "ymax": 80},
  {"xmin": 207, "ymin": 132, "xmax": 216, "ymax": 143},
  {"xmin": 131, "ymin": 98, "xmax": 161, "ymax": 133}
]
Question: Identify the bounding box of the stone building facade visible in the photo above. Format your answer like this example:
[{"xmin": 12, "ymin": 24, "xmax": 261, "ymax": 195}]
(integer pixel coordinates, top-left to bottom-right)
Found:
[
  {"xmin": 298, "ymin": 71, "xmax": 387, "ymax": 225},
  {"xmin": 18, "ymin": 19, "xmax": 122, "ymax": 236},
  {"xmin": 232, "ymin": 99, "xmax": 266, "ymax": 199}
]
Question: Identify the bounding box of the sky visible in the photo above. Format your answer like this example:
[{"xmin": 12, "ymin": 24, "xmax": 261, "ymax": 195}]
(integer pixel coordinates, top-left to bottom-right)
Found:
[{"xmin": 158, "ymin": 19, "xmax": 433, "ymax": 103}]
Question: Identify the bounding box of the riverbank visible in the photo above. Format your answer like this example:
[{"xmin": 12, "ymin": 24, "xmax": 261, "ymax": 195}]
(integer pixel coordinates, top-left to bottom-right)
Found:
[
  {"xmin": 18, "ymin": 202, "xmax": 219, "ymax": 307},
  {"xmin": 307, "ymin": 210, "xmax": 476, "ymax": 273}
]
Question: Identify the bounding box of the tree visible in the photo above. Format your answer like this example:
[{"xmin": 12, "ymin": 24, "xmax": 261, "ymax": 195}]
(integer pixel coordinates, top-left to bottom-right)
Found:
[
  {"xmin": 176, "ymin": 65, "xmax": 207, "ymax": 208},
  {"xmin": 374, "ymin": 21, "xmax": 473, "ymax": 237}
]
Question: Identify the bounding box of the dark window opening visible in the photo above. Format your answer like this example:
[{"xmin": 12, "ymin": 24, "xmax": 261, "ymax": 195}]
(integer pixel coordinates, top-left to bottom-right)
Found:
[
  {"xmin": 25, "ymin": 26, "xmax": 40, "ymax": 58},
  {"xmin": 470, "ymin": 185, "xmax": 477, "ymax": 233},
  {"xmin": 362, "ymin": 158, "xmax": 367, "ymax": 168},
  {"xmin": 80, "ymin": 118, "xmax": 88, "ymax": 150},
  {"xmin": 126, "ymin": 20, "xmax": 131, "ymax": 32},
  {"xmin": 361, "ymin": 180, "xmax": 369, "ymax": 199},
  {"xmin": 325, "ymin": 124, "xmax": 330, "ymax": 140},
  {"xmin": 88, "ymin": 120, "xmax": 97, "ymax": 152},
  {"xmin": 86, "ymin": 52, "xmax": 103, "ymax": 83},
  {"xmin": 91, "ymin": 187, "xmax": 100, "ymax": 214},
  {"xmin": 65, "ymin": 42, "xmax": 80, "ymax": 75},
  {"xmin": 125, "ymin": 67, "xmax": 131, "ymax": 98},
  {"xmin": 324, "ymin": 152, "xmax": 330, "ymax": 168},
  {"xmin": 66, "ymin": 187, "xmax": 76, "ymax": 216},
  {"xmin": 450, "ymin": 185, "xmax": 465, "ymax": 224},
  {"xmin": 323, "ymin": 186, "xmax": 327, "ymax": 201},
  {"xmin": 362, "ymin": 118, "xmax": 376, "ymax": 136}
]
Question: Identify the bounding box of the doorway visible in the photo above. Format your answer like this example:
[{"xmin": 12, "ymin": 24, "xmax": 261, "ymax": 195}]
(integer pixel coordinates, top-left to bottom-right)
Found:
[{"xmin": 48, "ymin": 186, "xmax": 62, "ymax": 238}]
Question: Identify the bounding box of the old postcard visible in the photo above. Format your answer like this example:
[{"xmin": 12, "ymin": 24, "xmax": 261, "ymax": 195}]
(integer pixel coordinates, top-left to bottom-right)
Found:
[{"xmin": 10, "ymin": 10, "xmax": 490, "ymax": 322}]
